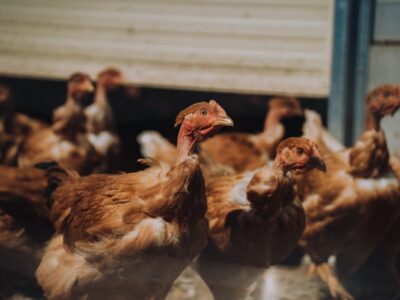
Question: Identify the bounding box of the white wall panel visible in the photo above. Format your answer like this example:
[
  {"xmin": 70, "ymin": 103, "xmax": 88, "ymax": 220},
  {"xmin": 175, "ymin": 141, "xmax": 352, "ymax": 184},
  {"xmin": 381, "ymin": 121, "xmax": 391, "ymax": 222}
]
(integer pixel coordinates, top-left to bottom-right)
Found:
[{"xmin": 0, "ymin": 0, "xmax": 333, "ymax": 96}]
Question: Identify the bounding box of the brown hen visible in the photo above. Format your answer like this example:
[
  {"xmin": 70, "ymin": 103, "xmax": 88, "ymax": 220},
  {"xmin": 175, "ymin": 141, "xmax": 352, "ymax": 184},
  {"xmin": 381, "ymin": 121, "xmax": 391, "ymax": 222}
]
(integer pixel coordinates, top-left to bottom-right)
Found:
[
  {"xmin": 17, "ymin": 73, "xmax": 101, "ymax": 175},
  {"xmin": 0, "ymin": 85, "xmax": 47, "ymax": 165},
  {"xmin": 298, "ymin": 84, "xmax": 400, "ymax": 300},
  {"xmin": 36, "ymin": 100, "xmax": 233, "ymax": 300},
  {"xmin": 195, "ymin": 137, "xmax": 326, "ymax": 300},
  {"xmin": 85, "ymin": 68, "xmax": 125, "ymax": 172},
  {"xmin": 0, "ymin": 165, "xmax": 53, "ymax": 298}
]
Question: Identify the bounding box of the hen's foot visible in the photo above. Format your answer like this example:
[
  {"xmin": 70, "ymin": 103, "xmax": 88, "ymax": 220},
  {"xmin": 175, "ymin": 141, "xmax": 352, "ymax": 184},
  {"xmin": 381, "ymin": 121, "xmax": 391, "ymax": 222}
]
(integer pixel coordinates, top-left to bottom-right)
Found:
[{"xmin": 308, "ymin": 263, "xmax": 354, "ymax": 300}]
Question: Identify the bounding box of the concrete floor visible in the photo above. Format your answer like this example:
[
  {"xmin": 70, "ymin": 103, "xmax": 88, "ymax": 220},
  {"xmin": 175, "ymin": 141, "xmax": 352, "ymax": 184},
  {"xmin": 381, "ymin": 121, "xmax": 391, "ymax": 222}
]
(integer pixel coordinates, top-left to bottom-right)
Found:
[{"xmin": 167, "ymin": 264, "xmax": 330, "ymax": 300}]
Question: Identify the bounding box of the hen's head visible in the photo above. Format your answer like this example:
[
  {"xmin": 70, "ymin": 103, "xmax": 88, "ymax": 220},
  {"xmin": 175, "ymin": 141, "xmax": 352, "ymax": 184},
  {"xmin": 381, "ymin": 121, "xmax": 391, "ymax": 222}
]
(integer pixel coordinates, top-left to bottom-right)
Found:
[
  {"xmin": 268, "ymin": 96, "xmax": 303, "ymax": 119},
  {"xmin": 175, "ymin": 100, "xmax": 233, "ymax": 141},
  {"xmin": 97, "ymin": 68, "xmax": 140, "ymax": 98},
  {"xmin": 0, "ymin": 85, "xmax": 11, "ymax": 105},
  {"xmin": 68, "ymin": 73, "xmax": 94, "ymax": 100},
  {"xmin": 276, "ymin": 137, "xmax": 326, "ymax": 174},
  {"xmin": 97, "ymin": 68, "xmax": 124, "ymax": 90},
  {"xmin": 367, "ymin": 84, "xmax": 400, "ymax": 119}
]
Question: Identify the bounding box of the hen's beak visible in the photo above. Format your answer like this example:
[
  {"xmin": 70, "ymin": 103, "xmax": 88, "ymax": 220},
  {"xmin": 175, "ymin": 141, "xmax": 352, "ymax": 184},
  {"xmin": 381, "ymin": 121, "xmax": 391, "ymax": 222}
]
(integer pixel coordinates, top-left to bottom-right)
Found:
[
  {"xmin": 214, "ymin": 116, "xmax": 234, "ymax": 127},
  {"xmin": 85, "ymin": 81, "xmax": 95, "ymax": 93},
  {"xmin": 309, "ymin": 157, "xmax": 326, "ymax": 172}
]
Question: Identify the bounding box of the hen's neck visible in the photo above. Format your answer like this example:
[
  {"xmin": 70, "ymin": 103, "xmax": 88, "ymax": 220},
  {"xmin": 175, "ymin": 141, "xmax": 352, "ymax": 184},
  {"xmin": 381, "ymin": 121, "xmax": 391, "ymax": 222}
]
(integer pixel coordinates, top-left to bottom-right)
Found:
[
  {"xmin": 365, "ymin": 110, "xmax": 380, "ymax": 131},
  {"xmin": 66, "ymin": 89, "xmax": 85, "ymax": 106},
  {"xmin": 263, "ymin": 110, "xmax": 280, "ymax": 133},
  {"xmin": 176, "ymin": 123, "xmax": 197, "ymax": 164},
  {"xmin": 94, "ymin": 84, "xmax": 108, "ymax": 106},
  {"xmin": 273, "ymin": 157, "xmax": 289, "ymax": 177},
  {"xmin": 0, "ymin": 105, "xmax": 14, "ymax": 133}
]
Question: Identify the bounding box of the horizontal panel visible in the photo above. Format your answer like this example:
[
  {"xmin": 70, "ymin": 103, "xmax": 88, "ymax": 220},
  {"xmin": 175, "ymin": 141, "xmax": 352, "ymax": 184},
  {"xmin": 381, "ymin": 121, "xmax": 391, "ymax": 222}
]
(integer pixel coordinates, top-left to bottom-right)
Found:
[
  {"xmin": 0, "ymin": 21, "xmax": 325, "ymax": 53},
  {"xmin": 0, "ymin": 31, "xmax": 325, "ymax": 71},
  {"xmin": 0, "ymin": 0, "xmax": 333, "ymax": 96},
  {"xmin": 374, "ymin": 0, "xmax": 400, "ymax": 42},
  {"xmin": 0, "ymin": 52, "xmax": 328, "ymax": 97},
  {"xmin": 0, "ymin": 0, "xmax": 330, "ymax": 20},
  {"xmin": 0, "ymin": 4, "xmax": 328, "ymax": 39}
]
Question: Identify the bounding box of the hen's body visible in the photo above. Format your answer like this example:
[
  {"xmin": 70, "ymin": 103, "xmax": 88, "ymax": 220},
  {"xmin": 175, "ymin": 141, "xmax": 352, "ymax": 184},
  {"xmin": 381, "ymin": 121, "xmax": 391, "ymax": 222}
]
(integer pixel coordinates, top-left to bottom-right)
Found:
[
  {"xmin": 197, "ymin": 168, "xmax": 304, "ymax": 299},
  {"xmin": 0, "ymin": 85, "xmax": 47, "ymax": 165},
  {"xmin": 17, "ymin": 126, "xmax": 98, "ymax": 175},
  {"xmin": 300, "ymin": 134, "xmax": 400, "ymax": 271},
  {"xmin": 0, "ymin": 112, "xmax": 46, "ymax": 138},
  {"xmin": 203, "ymin": 168, "xmax": 303, "ymax": 266},
  {"xmin": 37, "ymin": 157, "xmax": 208, "ymax": 300},
  {"xmin": 0, "ymin": 166, "xmax": 53, "ymax": 297},
  {"xmin": 299, "ymin": 85, "xmax": 400, "ymax": 299},
  {"xmin": 37, "ymin": 100, "xmax": 233, "ymax": 300},
  {"xmin": 0, "ymin": 165, "xmax": 52, "ymax": 256},
  {"xmin": 195, "ymin": 137, "xmax": 325, "ymax": 300}
]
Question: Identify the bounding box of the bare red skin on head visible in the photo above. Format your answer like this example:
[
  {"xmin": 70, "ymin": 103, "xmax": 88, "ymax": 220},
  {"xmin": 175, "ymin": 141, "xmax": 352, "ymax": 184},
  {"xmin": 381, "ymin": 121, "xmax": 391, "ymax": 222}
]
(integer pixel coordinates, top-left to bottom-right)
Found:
[{"xmin": 176, "ymin": 100, "xmax": 232, "ymax": 163}]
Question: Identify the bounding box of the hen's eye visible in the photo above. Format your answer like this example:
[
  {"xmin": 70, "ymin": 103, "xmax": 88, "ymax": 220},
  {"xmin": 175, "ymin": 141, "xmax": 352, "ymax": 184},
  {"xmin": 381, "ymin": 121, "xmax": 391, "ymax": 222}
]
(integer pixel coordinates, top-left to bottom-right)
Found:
[
  {"xmin": 296, "ymin": 148, "xmax": 304, "ymax": 155},
  {"xmin": 383, "ymin": 91, "xmax": 391, "ymax": 98},
  {"xmin": 200, "ymin": 110, "xmax": 208, "ymax": 116}
]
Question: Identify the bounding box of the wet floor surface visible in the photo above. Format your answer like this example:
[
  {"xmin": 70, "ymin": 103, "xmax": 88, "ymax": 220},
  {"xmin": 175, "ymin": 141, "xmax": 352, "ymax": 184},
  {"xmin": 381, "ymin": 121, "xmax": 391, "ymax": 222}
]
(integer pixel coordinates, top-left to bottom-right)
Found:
[
  {"xmin": 168, "ymin": 264, "xmax": 331, "ymax": 300},
  {"xmin": 1, "ymin": 260, "xmax": 397, "ymax": 299}
]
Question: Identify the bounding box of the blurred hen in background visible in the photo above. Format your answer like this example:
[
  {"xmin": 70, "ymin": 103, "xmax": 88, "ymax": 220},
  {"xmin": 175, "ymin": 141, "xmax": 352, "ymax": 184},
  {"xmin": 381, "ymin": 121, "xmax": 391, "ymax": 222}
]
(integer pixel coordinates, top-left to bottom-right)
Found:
[{"xmin": 298, "ymin": 84, "xmax": 400, "ymax": 300}]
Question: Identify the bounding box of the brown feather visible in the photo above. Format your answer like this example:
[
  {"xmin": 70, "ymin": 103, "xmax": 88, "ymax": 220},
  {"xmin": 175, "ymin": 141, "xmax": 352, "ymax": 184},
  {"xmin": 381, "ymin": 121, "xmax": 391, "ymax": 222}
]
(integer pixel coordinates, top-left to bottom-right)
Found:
[{"xmin": 0, "ymin": 166, "xmax": 54, "ymax": 283}]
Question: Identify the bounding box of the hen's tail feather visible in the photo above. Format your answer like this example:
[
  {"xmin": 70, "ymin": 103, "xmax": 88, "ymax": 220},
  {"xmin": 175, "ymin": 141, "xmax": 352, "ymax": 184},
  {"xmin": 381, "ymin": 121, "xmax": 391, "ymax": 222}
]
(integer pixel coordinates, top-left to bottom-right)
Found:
[
  {"xmin": 34, "ymin": 161, "xmax": 70, "ymax": 209},
  {"xmin": 137, "ymin": 131, "xmax": 176, "ymax": 165}
]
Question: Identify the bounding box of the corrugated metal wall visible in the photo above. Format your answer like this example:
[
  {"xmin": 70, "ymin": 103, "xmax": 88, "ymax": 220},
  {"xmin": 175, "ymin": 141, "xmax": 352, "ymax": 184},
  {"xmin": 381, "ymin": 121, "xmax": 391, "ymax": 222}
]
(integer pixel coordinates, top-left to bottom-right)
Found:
[{"xmin": 0, "ymin": 0, "xmax": 333, "ymax": 97}]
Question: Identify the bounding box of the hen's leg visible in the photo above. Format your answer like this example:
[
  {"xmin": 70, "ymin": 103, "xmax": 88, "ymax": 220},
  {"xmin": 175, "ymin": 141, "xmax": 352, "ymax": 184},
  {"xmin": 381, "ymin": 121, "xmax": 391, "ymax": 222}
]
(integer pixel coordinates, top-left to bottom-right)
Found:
[{"xmin": 308, "ymin": 263, "xmax": 354, "ymax": 300}]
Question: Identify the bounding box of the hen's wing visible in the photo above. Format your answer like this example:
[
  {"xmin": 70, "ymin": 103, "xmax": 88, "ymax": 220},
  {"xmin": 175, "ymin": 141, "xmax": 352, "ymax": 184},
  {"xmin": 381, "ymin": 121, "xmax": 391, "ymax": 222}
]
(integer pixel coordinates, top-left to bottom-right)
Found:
[{"xmin": 51, "ymin": 157, "xmax": 206, "ymax": 256}]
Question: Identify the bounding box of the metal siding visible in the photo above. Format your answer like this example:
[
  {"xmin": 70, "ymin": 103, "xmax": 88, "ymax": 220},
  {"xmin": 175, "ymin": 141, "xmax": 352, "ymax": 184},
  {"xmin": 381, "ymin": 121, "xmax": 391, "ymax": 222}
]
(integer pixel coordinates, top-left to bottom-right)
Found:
[
  {"xmin": 328, "ymin": 0, "xmax": 352, "ymax": 144},
  {"xmin": 374, "ymin": 0, "xmax": 400, "ymax": 42},
  {"xmin": 352, "ymin": 0, "xmax": 374, "ymax": 141},
  {"xmin": 0, "ymin": 0, "xmax": 333, "ymax": 96}
]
